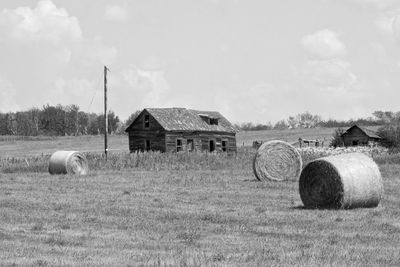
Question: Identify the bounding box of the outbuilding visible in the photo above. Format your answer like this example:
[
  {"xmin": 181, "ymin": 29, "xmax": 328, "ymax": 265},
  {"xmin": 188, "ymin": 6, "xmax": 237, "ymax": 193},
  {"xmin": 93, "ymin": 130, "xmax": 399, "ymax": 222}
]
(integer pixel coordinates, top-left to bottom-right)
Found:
[
  {"xmin": 341, "ymin": 125, "xmax": 381, "ymax": 146},
  {"xmin": 125, "ymin": 108, "xmax": 237, "ymax": 154}
]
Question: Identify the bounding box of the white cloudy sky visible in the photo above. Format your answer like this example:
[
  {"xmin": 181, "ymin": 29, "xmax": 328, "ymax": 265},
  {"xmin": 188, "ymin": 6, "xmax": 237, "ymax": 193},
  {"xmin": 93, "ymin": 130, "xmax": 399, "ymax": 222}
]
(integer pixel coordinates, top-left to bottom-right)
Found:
[{"xmin": 1, "ymin": 0, "xmax": 400, "ymax": 123}]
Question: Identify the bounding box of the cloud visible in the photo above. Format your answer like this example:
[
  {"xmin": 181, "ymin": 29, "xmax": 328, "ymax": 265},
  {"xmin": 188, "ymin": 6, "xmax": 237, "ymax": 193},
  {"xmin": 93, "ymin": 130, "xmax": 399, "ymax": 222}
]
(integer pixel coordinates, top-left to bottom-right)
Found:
[
  {"xmin": 391, "ymin": 13, "xmax": 400, "ymax": 41},
  {"xmin": 0, "ymin": 0, "xmax": 82, "ymax": 44},
  {"xmin": 0, "ymin": 75, "xmax": 19, "ymax": 112},
  {"xmin": 374, "ymin": 15, "xmax": 396, "ymax": 35},
  {"xmin": 46, "ymin": 78, "xmax": 98, "ymax": 111},
  {"xmin": 76, "ymin": 38, "xmax": 118, "ymax": 66},
  {"xmin": 348, "ymin": 0, "xmax": 397, "ymax": 10},
  {"xmin": 0, "ymin": 0, "xmax": 118, "ymax": 113},
  {"xmin": 0, "ymin": 0, "xmax": 117, "ymax": 65},
  {"xmin": 300, "ymin": 29, "xmax": 354, "ymax": 92},
  {"xmin": 299, "ymin": 28, "xmax": 360, "ymax": 113},
  {"xmin": 103, "ymin": 64, "xmax": 172, "ymax": 118},
  {"xmin": 300, "ymin": 59, "xmax": 357, "ymax": 91},
  {"xmin": 345, "ymin": 0, "xmax": 400, "ymax": 39},
  {"xmin": 301, "ymin": 29, "xmax": 347, "ymax": 59},
  {"xmin": 104, "ymin": 5, "xmax": 128, "ymax": 22}
]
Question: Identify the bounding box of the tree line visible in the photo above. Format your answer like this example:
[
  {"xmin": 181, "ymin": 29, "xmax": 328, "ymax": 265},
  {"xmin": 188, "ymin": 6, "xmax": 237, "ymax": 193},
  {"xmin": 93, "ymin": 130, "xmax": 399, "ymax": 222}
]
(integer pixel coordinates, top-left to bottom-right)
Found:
[
  {"xmin": 0, "ymin": 105, "xmax": 396, "ymax": 137},
  {"xmin": 0, "ymin": 104, "xmax": 122, "ymax": 136},
  {"xmin": 235, "ymin": 111, "xmax": 386, "ymax": 131}
]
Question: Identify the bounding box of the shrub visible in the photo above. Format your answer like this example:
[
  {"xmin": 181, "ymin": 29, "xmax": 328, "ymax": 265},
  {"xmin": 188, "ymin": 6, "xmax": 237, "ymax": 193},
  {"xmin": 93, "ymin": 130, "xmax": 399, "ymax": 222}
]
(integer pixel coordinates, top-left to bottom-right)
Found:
[
  {"xmin": 329, "ymin": 128, "xmax": 344, "ymax": 148},
  {"xmin": 377, "ymin": 124, "xmax": 400, "ymax": 152}
]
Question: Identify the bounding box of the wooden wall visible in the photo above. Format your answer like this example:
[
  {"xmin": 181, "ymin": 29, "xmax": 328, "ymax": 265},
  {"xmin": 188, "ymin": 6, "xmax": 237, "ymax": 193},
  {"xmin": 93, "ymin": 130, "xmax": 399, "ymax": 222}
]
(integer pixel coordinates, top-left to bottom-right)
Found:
[
  {"xmin": 127, "ymin": 110, "xmax": 164, "ymax": 132},
  {"xmin": 342, "ymin": 127, "xmax": 370, "ymax": 146},
  {"xmin": 127, "ymin": 110, "xmax": 166, "ymax": 152},
  {"xmin": 128, "ymin": 131, "xmax": 166, "ymax": 152},
  {"xmin": 165, "ymin": 131, "xmax": 236, "ymax": 154},
  {"xmin": 127, "ymin": 110, "xmax": 237, "ymax": 153}
]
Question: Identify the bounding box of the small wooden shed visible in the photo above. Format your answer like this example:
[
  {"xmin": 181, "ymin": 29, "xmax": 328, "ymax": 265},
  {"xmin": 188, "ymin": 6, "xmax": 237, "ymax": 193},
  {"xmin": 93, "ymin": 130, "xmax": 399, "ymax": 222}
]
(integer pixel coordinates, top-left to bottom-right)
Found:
[
  {"xmin": 341, "ymin": 125, "xmax": 381, "ymax": 146},
  {"xmin": 125, "ymin": 108, "xmax": 237, "ymax": 153}
]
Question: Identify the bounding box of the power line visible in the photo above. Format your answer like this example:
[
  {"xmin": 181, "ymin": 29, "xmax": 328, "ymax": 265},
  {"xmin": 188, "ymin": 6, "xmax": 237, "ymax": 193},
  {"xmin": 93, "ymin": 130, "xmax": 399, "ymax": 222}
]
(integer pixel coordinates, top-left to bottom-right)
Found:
[{"xmin": 87, "ymin": 71, "xmax": 104, "ymax": 113}]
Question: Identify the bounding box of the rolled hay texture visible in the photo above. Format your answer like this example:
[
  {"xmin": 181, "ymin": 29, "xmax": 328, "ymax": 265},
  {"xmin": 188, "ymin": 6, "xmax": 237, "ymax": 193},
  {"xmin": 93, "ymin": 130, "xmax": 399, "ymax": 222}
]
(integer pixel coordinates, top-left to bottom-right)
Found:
[
  {"xmin": 299, "ymin": 152, "xmax": 383, "ymax": 209},
  {"xmin": 253, "ymin": 140, "xmax": 302, "ymax": 181},
  {"xmin": 48, "ymin": 151, "xmax": 89, "ymax": 175}
]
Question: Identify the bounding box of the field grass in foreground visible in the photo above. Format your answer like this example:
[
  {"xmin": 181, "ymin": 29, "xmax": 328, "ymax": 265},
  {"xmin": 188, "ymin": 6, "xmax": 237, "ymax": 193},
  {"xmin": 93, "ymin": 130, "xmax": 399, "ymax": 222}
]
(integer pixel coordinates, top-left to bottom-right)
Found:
[{"xmin": 1, "ymin": 163, "xmax": 400, "ymax": 266}]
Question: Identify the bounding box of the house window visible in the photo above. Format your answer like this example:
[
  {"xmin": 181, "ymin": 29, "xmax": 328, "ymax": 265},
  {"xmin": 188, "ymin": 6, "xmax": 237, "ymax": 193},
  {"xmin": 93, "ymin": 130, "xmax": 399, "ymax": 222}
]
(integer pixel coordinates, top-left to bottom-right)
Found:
[
  {"xmin": 145, "ymin": 140, "xmax": 151, "ymax": 151},
  {"xmin": 199, "ymin": 114, "xmax": 218, "ymax": 125},
  {"xmin": 144, "ymin": 114, "xmax": 150, "ymax": 128},
  {"xmin": 222, "ymin": 140, "xmax": 227, "ymax": 152},
  {"xmin": 210, "ymin": 118, "xmax": 218, "ymax": 125},
  {"xmin": 209, "ymin": 140, "xmax": 215, "ymax": 152},
  {"xmin": 187, "ymin": 139, "xmax": 194, "ymax": 152},
  {"xmin": 176, "ymin": 139, "xmax": 183, "ymax": 152}
]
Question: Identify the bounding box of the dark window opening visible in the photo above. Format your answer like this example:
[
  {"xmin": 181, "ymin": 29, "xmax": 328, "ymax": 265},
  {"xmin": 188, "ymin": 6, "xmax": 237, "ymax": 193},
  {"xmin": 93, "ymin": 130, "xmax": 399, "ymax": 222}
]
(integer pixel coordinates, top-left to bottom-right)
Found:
[
  {"xmin": 222, "ymin": 140, "xmax": 227, "ymax": 152},
  {"xmin": 209, "ymin": 140, "xmax": 215, "ymax": 152},
  {"xmin": 199, "ymin": 114, "xmax": 218, "ymax": 125},
  {"xmin": 144, "ymin": 114, "xmax": 150, "ymax": 128},
  {"xmin": 177, "ymin": 139, "xmax": 183, "ymax": 152},
  {"xmin": 352, "ymin": 140, "xmax": 359, "ymax": 146},
  {"xmin": 187, "ymin": 139, "xmax": 194, "ymax": 152},
  {"xmin": 145, "ymin": 140, "xmax": 151, "ymax": 151},
  {"xmin": 210, "ymin": 118, "xmax": 218, "ymax": 125}
]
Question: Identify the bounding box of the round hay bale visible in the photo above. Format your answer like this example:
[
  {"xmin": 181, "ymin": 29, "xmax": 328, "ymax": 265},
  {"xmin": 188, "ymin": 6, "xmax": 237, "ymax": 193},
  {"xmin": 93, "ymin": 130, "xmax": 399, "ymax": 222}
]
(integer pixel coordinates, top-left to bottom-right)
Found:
[
  {"xmin": 253, "ymin": 140, "xmax": 302, "ymax": 181},
  {"xmin": 299, "ymin": 152, "xmax": 383, "ymax": 209},
  {"xmin": 48, "ymin": 151, "xmax": 89, "ymax": 175}
]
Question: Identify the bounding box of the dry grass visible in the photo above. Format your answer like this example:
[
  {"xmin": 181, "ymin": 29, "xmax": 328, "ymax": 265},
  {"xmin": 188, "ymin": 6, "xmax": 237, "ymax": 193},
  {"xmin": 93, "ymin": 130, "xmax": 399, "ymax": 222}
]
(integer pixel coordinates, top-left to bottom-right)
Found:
[
  {"xmin": 0, "ymin": 149, "xmax": 254, "ymax": 174},
  {"xmin": 0, "ymin": 127, "xmax": 350, "ymax": 157},
  {"xmin": 0, "ymin": 134, "xmax": 400, "ymax": 265},
  {"xmin": 0, "ymin": 162, "xmax": 400, "ymax": 265}
]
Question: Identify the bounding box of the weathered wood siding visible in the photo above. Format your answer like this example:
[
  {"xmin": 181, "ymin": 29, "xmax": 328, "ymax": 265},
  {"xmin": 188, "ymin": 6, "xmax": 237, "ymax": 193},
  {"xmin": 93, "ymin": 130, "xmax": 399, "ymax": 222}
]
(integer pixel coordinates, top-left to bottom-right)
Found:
[
  {"xmin": 165, "ymin": 131, "xmax": 236, "ymax": 154},
  {"xmin": 127, "ymin": 111, "xmax": 166, "ymax": 152},
  {"xmin": 342, "ymin": 127, "xmax": 369, "ymax": 146},
  {"xmin": 128, "ymin": 131, "xmax": 166, "ymax": 152},
  {"xmin": 127, "ymin": 110, "xmax": 237, "ymax": 153}
]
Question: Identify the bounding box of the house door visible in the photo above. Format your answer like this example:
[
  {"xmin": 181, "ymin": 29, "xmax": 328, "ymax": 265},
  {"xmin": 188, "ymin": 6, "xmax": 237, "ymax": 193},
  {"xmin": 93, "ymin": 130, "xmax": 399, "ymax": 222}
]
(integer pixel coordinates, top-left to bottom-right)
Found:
[
  {"xmin": 145, "ymin": 140, "xmax": 151, "ymax": 151},
  {"xmin": 222, "ymin": 140, "xmax": 227, "ymax": 152},
  {"xmin": 209, "ymin": 140, "xmax": 215, "ymax": 152},
  {"xmin": 187, "ymin": 139, "xmax": 194, "ymax": 152}
]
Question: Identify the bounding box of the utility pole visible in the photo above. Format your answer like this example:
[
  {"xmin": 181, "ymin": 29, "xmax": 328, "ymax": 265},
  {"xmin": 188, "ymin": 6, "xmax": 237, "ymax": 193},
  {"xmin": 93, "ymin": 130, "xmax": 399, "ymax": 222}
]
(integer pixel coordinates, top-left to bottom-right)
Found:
[{"xmin": 104, "ymin": 66, "xmax": 109, "ymax": 161}]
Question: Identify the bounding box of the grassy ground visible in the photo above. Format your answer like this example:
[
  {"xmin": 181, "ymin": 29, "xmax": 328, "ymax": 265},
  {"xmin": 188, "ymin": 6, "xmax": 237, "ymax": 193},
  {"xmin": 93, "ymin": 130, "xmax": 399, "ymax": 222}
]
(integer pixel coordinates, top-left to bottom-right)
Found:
[
  {"xmin": 0, "ymin": 126, "xmax": 381, "ymax": 157},
  {"xmin": 1, "ymin": 159, "xmax": 400, "ymax": 266},
  {"xmin": 0, "ymin": 127, "xmax": 341, "ymax": 157},
  {"xmin": 237, "ymin": 126, "xmax": 381, "ymax": 147},
  {"xmin": 0, "ymin": 130, "xmax": 398, "ymax": 266}
]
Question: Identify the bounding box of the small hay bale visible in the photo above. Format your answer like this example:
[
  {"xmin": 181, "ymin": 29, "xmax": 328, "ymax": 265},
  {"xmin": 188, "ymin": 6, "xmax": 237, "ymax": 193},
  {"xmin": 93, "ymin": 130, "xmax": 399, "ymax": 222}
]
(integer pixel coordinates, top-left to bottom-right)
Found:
[
  {"xmin": 48, "ymin": 151, "xmax": 89, "ymax": 175},
  {"xmin": 299, "ymin": 152, "xmax": 383, "ymax": 209},
  {"xmin": 253, "ymin": 140, "xmax": 302, "ymax": 181}
]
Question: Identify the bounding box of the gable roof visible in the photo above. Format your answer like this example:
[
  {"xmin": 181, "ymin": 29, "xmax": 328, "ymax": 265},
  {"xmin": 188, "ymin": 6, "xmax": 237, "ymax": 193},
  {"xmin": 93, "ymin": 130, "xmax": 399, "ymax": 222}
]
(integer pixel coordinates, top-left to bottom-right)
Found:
[
  {"xmin": 127, "ymin": 108, "xmax": 237, "ymax": 133},
  {"xmin": 341, "ymin": 125, "xmax": 381, "ymax": 139}
]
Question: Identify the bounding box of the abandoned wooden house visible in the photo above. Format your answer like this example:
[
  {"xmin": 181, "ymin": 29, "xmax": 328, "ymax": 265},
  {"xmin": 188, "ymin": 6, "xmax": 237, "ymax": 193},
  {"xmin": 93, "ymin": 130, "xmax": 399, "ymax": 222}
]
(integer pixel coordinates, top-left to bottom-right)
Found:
[
  {"xmin": 341, "ymin": 125, "xmax": 381, "ymax": 146},
  {"xmin": 125, "ymin": 108, "xmax": 237, "ymax": 153}
]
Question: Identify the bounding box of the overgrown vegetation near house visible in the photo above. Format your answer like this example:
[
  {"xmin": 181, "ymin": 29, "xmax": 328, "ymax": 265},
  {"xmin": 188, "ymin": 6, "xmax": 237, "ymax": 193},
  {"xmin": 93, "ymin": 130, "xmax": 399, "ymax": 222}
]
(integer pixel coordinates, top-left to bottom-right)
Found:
[{"xmin": 377, "ymin": 124, "xmax": 400, "ymax": 153}]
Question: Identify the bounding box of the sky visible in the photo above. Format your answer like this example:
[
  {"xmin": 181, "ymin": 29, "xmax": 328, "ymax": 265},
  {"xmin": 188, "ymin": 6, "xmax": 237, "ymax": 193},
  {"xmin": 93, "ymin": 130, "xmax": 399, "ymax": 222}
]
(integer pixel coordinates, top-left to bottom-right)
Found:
[{"xmin": 0, "ymin": 0, "xmax": 400, "ymax": 124}]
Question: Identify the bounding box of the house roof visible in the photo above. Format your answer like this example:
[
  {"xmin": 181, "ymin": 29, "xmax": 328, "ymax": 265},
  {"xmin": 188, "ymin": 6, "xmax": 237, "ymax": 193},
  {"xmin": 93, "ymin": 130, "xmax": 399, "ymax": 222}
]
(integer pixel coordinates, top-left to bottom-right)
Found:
[
  {"xmin": 127, "ymin": 108, "xmax": 237, "ymax": 133},
  {"xmin": 341, "ymin": 125, "xmax": 381, "ymax": 139}
]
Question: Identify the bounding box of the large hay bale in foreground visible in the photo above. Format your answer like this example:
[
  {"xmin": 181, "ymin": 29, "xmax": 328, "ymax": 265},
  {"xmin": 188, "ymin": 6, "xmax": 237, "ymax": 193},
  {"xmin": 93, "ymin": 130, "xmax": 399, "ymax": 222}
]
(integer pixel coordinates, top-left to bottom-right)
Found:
[
  {"xmin": 253, "ymin": 140, "xmax": 302, "ymax": 181},
  {"xmin": 48, "ymin": 151, "xmax": 89, "ymax": 175},
  {"xmin": 299, "ymin": 152, "xmax": 383, "ymax": 209}
]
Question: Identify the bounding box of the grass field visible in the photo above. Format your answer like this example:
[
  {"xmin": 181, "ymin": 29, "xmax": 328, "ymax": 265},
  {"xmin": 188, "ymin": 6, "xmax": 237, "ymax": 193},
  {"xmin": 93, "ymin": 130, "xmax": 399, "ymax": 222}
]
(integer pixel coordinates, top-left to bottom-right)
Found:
[
  {"xmin": 0, "ymin": 126, "xmax": 356, "ymax": 157},
  {"xmin": 1, "ymin": 130, "xmax": 399, "ymax": 266}
]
